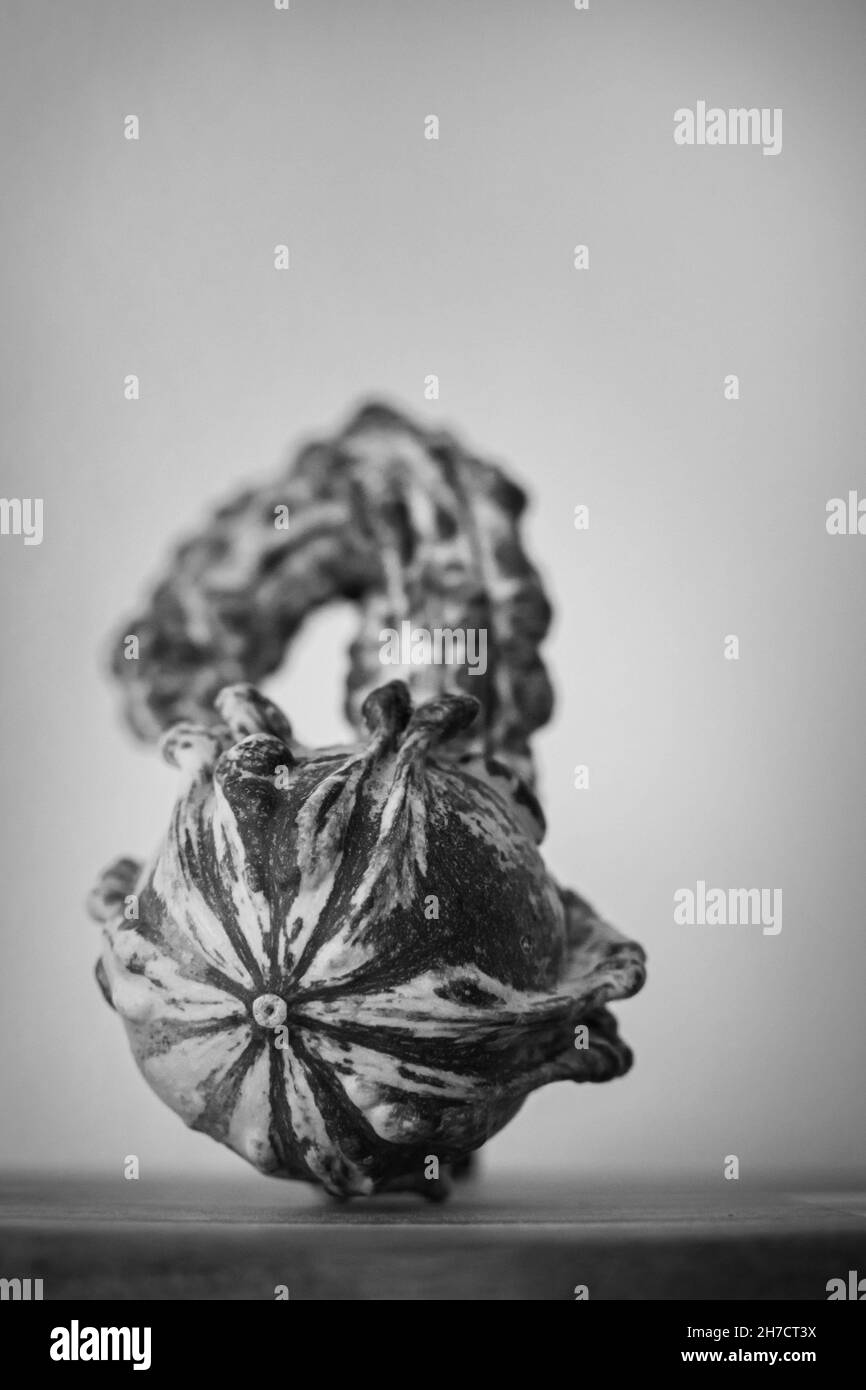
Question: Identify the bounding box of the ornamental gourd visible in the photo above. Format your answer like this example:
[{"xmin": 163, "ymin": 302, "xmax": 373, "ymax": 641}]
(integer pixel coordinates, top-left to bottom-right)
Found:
[{"xmin": 89, "ymin": 402, "xmax": 646, "ymax": 1198}]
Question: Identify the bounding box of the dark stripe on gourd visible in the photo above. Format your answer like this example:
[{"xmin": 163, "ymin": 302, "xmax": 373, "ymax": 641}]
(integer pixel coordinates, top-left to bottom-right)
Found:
[
  {"xmin": 191, "ymin": 1033, "xmax": 262, "ymax": 1144},
  {"xmin": 267, "ymin": 1040, "xmax": 309, "ymax": 1181}
]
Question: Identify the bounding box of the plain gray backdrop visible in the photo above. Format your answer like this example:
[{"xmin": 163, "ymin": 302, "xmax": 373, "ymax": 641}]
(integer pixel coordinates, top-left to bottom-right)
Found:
[{"xmin": 1, "ymin": 0, "xmax": 864, "ymax": 1185}]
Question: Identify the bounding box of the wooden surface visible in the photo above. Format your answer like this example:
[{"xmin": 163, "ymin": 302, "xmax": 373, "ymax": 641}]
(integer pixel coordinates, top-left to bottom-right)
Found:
[{"xmin": 1, "ymin": 1173, "xmax": 864, "ymax": 1300}]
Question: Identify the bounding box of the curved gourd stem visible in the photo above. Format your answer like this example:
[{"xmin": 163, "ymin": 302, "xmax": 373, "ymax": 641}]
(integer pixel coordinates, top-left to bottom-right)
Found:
[{"xmin": 109, "ymin": 402, "xmax": 553, "ymax": 792}]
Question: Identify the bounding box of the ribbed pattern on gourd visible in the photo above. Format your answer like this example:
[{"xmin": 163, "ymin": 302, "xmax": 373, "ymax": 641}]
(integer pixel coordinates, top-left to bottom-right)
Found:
[{"xmin": 90, "ymin": 683, "xmax": 644, "ymax": 1196}]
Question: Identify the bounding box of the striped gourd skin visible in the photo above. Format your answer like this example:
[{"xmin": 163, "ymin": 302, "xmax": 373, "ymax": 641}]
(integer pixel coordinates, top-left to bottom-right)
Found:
[{"xmin": 92, "ymin": 682, "xmax": 645, "ymax": 1197}]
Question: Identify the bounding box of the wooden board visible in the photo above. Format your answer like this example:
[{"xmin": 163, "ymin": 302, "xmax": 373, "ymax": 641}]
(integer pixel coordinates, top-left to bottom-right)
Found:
[{"xmin": 1, "ymin": 1174, "xmax": 864, "ymax": 1300}]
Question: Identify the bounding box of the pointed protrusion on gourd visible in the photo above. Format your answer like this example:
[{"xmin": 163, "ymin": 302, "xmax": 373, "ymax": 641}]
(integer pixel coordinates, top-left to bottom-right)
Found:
[
  {"xmin": 361, "ymin": 680, "xmax": 412, "ymax": 749},
  {"xmin": 94, "ymin": 957, "xmax": 115, "ymax": 1010},
  {"xmin": 213, "ymin": 731, "xmax": 296, "ymax": 789},
  {"xmin": 215, "ymin": 683, "xmax": 294, "ymax": 745},
  {"xmin": 401, "ymin": 692, "xmax": 480, "ymax": 760},
  {"xmin": 160, "ymin": 722, "xmax": 225, "ymax": 775},
  {"xmin": 87, "ymin": 856, "xmax": 143, "ymax": 922}
]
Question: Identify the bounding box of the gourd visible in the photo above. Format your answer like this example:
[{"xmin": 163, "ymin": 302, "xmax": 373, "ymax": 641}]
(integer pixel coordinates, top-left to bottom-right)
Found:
[{"xmin": 89, "ymin": 402, "xmax": 645, "ymax": 1198}]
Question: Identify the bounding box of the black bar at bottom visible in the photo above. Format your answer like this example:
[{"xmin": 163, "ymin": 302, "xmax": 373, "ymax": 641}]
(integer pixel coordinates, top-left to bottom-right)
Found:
[{"xmin": 1, "ymin": 1300, "xmax": 861, "ymax": 1374}]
